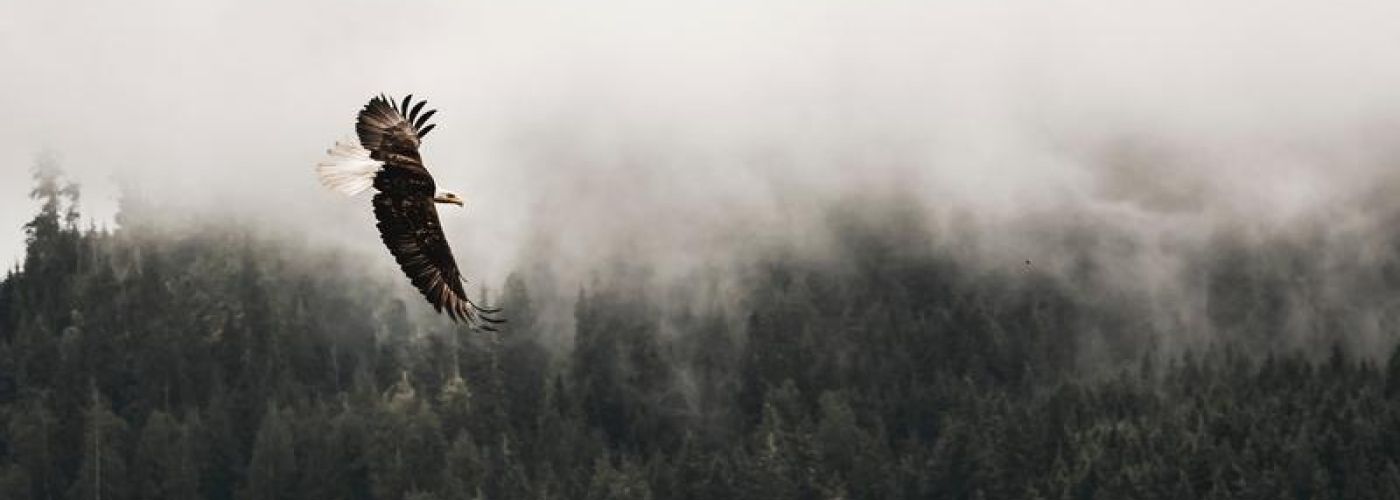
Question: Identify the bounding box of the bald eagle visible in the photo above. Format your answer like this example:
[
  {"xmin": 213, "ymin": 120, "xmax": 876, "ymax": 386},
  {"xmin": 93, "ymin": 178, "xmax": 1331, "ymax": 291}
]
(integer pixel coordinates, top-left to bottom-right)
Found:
[{"xmin": 316, "ymin": 94, "xmax": 502, "ymax": 330}]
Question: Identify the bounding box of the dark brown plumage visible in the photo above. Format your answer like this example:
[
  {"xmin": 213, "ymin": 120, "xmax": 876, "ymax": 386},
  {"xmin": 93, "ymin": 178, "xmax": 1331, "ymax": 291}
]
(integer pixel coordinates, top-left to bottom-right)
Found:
[{"xmin": 355, "ymin": 94, "xmax": 502, "ymax": 329}]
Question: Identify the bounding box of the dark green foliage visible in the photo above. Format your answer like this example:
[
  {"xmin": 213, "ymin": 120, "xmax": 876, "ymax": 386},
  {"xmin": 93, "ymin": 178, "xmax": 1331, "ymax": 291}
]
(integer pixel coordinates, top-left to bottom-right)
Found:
[
  {"xmin": 133, "ymin": 410, "xmax": 200, "ymax": 500},
  {"xmin": 67, "ymin": 387, "xmax": 130, "ymax": 500},
  {"xmin": 2, "ymin": 163, "xmax": 1399, "ymax": 499},
  {"xmin": 240, "ymin": 405, "xmax": 295, "ymax": 500}
]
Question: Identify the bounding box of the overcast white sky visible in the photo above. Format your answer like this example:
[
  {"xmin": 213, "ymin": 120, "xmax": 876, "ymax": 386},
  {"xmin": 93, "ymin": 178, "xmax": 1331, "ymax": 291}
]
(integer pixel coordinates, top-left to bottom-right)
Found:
[{"xmin": 3, "ymin": 0, "xmax": 1400, "ymax": 285}]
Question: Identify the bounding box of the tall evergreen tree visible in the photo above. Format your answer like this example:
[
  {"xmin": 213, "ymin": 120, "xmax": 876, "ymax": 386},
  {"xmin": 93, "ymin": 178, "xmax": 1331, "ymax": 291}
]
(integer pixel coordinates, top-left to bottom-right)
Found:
[
  {"xmin": 239, "ymin": 405, "xmax": 295, "ymax": 500},
  {"xmin": 133, "ymin": 411, "xmax": 200, "ymax": 500},
  {"xmin": 67, "ymin": 386, "xmax": 130, "ymax": 500}
]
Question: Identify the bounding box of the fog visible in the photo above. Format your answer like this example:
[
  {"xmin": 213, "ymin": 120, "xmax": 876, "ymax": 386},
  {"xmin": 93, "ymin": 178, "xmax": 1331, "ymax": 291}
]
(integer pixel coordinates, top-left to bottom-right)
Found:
[{"xmin": 4, "ymin": 0, "xmax": 1400, "ymax": 353}]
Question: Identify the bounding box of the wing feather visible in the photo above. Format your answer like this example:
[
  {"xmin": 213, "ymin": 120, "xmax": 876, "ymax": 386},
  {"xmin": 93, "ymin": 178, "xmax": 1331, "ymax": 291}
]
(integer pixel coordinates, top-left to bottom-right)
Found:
[
  {"xmin": 414, "ymin": 109, "xmax": 437, "ymax": 131},
  {"xmin": 357, "ymin": 95, "xmax": 424, "ymax": 168}
]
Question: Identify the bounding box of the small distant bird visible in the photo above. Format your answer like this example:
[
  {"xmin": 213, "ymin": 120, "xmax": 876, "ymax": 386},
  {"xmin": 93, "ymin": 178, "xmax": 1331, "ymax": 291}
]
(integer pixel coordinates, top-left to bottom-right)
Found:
[{"xmin": 316, "ymin": 94, "xmax": 502, "ymax": 330}]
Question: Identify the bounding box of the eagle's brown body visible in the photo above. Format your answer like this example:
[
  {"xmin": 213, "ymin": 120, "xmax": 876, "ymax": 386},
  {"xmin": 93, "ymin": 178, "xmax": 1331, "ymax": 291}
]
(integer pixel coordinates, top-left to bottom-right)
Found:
[{"xmin": 323, "ymin": 94, "xmax": 501, "ymax": 328}]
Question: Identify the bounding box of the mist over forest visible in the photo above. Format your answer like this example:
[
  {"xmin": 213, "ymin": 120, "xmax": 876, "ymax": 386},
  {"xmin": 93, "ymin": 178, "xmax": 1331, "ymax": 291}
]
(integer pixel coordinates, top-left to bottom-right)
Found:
[{"xmin": 6, "ymin": 1, "xmax": 1400, "ymax": 499}]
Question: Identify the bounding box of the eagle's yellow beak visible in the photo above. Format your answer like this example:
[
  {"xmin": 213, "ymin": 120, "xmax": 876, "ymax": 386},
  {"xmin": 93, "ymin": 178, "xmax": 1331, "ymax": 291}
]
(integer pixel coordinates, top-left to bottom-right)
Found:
[{"xmin": 433, "ymin": 194, "xmax": 465, "ymax": 207}]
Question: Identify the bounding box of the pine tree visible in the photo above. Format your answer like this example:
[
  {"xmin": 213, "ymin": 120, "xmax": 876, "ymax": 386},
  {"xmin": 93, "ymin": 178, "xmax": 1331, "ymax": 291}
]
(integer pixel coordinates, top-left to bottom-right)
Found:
[
  {"xmin": 439, "ymin": 431, "xmax": 485, "ymax": 500},
  {"xmin": 6, "ymin": 395, "xmax": 59, "ymax": 500},
  {"xmin": 68, "ymin": 385, "xmax": 130, "ymax": 500},
  {"xmin": 328, "ymin": 401, "xmax": 373, "ymax": 500},
  {"xmin": 585, "ymin": 457, "xmax": 653, "ymax": 500},
  {"xmin": 133, "ymin": 410, "xmax": 201, "ymax": 500},
  {"xmin": 240, "ymin": 405, "xmax": 296, "ymax": 500}
]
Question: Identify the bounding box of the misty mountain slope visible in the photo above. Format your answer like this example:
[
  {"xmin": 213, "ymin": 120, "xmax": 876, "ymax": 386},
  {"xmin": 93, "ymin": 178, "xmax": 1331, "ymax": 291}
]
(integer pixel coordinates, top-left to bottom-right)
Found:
[{"xmin": 6, "ymin": 169, "xmax": 1400, "ymax": 499}]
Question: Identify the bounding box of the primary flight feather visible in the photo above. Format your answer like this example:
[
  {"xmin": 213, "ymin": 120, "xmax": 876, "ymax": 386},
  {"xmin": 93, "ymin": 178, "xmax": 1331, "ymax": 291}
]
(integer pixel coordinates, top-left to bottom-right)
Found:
[{"xmin": 316, "ymin": 94, "xmax": 502, "ymax": 330}]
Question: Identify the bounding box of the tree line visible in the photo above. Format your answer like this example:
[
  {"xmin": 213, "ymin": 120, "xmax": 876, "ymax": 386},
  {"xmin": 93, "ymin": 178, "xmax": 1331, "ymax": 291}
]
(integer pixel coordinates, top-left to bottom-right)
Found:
[{"xmin": 3, "ymin": 163, "xmax": 1400, "ymax": 499}]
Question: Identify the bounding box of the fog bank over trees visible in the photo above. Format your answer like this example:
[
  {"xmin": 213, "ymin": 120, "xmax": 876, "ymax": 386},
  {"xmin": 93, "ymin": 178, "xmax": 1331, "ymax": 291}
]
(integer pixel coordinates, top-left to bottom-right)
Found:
[
  {"xmin": 6, "ymin": 157, "xmax": 1400, "ymax": 499},
  {"xmin": 5, "ymin": 0, "xmax": 1400, "ymax": 299}
]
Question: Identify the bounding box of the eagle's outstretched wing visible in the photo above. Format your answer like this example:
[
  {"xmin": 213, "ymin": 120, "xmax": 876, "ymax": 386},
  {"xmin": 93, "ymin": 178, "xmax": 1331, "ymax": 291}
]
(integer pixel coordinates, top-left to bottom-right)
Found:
[
  {"xmin": 356, "ymin": 93, "xmax": 437, "ymax": 168},
  {"xmin": 355, "ymin": 94, "xmax": 501, "ymax": 329}
]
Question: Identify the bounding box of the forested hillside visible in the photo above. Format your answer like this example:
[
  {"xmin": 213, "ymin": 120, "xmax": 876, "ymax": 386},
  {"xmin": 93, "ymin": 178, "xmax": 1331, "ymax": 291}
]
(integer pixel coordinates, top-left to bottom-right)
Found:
[{"xmin": 6, "ymin": 165, "xmax": 1400, "ymax": 500}]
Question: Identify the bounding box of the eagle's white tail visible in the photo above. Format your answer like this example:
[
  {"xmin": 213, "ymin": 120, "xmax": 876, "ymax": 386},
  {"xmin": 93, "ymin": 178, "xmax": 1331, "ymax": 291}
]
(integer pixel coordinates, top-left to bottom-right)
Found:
[{"xmin": 316, "ymin": 137, "xmax": 383, "ymax": 196}]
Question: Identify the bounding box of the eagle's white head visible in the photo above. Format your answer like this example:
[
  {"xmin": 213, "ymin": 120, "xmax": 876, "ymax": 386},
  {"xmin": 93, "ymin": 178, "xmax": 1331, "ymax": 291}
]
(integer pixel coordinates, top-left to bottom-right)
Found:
[{"xmin": 433, "ymin": 190, "xmax": 465, "ymax": 207}]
